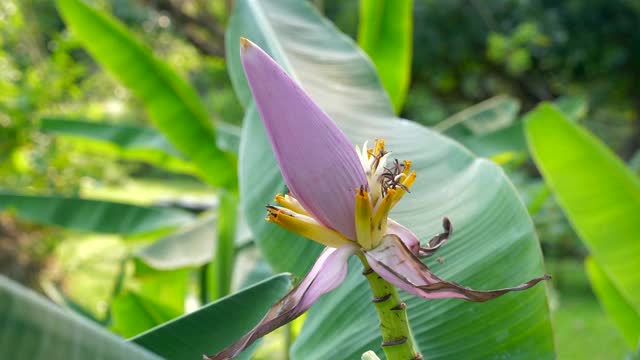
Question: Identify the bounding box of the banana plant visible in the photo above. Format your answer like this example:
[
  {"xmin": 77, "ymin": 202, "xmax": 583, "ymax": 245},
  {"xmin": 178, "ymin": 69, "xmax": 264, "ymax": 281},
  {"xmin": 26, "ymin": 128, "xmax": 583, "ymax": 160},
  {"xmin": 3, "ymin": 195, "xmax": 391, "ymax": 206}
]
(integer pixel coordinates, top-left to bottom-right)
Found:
[
  {"xmin": 3, "ymin": 0, "xmax": 559, "ymax": 358},
  {"xmin": 226, "ymin": 0, "xmax": 553, "ymax": 358}
]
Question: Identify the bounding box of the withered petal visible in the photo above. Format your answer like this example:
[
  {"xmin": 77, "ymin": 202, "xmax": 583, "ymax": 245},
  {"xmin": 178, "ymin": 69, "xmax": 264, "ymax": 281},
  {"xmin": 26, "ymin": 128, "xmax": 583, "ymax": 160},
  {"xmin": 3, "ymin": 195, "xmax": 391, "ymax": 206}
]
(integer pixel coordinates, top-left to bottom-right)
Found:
[
  {"xmin": 364, "ymin": 234, "xmax": 550, "ymax": 302},
  {"xmin": 418, "ymin": 217, "xmax": 451, "ymax": 258},
  {"xmin": 387, "ymin": 217, "xmax": 451, "ymax": 258}
]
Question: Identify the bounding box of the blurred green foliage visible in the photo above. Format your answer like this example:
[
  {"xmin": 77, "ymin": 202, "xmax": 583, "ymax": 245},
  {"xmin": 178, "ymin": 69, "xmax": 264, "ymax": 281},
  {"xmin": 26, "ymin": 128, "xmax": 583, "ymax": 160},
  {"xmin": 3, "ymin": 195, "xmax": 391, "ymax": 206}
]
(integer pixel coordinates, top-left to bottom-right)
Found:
[
  {"xmin": 1, "ymin": 0, "xmax": 243, "ymax": 340},
  {"xmin": 0, "ymin": 0, "xmax": 242, "ymax": 194},
  {"xmin": 347, "ymin": 0, "xmax": 639, "ymax": 158},
  {"xmin": 0, "ymin": 0, "xmax": 112, "ymax": 193},
  {"xmin": 358, "ymin": 0, "xmax": 413, "ymax": 112}
]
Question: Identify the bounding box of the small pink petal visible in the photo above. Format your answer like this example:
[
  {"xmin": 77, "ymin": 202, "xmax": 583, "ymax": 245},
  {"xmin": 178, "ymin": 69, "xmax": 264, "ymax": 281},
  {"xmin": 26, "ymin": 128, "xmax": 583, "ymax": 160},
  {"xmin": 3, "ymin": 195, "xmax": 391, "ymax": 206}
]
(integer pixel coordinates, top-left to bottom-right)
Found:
[
  {"xmin": 364, "ymin": 234, "xmax": 550, "ymax": 301},
  {"xmin": 204, "ymin": 244, "xmax": 357, "ymax": 360},
  {"xmin": 386, "ymin": 219, "xmax": 420, "ymax": 255},
  {"xmin": 240, "ymin": 38, "xmax": 367, "ymax": 239},
  {"xmin": 387, "ymin": 218, "xmax": 451, "ymax": 258}
]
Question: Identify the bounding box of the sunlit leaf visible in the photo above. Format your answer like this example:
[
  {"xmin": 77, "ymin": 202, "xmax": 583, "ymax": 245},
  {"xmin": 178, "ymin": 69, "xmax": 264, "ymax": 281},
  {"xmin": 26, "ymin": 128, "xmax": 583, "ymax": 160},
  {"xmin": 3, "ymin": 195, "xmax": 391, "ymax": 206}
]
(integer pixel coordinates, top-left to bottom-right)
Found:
[
  {"xmin": 228, "ymin": 0, "xmax": 553, "ymax": 358},
  {"xmin": 586, "ymin": 257, "xmax": 640, "ymax": 348},
  {"xmin": 110, "ymin": 263, "xmax": 190, "ymax": 338},
  {"xmin": 56, "ymin": 0, "xmax": 236, "ymax": 188},
  {"xmin": 358, "ymin": 0, "xmax": 412, "ymax": 113},
  {"xmin": 526, "ymin": 103, "xmax": 640, "ymax": 348},
  {"xmin": 110, "ymin": 291, "xmax": 180, "ymax": 338}
]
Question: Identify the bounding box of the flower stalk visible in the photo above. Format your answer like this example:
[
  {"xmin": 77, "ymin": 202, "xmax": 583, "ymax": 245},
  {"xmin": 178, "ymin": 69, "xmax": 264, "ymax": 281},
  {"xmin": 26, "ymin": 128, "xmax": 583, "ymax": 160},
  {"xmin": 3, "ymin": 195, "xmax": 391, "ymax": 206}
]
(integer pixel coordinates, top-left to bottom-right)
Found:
[{"xmin": 358, "ymin": 253, "xmax": 421, "ymax": 360}]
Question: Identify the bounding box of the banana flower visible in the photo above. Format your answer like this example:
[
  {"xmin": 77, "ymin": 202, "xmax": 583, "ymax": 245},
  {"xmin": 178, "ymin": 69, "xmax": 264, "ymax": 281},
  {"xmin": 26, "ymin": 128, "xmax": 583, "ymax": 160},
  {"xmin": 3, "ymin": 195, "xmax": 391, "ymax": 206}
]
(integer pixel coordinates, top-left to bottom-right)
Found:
[{"xmin": 205, "ymin": 38, "xmax": 549, "ymax": 360}]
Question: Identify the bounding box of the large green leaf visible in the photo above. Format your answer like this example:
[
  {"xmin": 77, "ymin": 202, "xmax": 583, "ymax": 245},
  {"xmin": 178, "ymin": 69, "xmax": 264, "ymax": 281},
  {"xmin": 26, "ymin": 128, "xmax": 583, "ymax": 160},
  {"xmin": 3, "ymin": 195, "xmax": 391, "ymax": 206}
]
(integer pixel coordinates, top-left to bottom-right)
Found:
[
  {"xmin": 358, "ymin": 0, "xmax": 412, "ymax": 113},
  {"xmin": 131, "ymin": 274, "xmax": 292, "ymax": 360},
  {"xmin": 56, "ymin": 0, "xmax": 236, "ymax": 188},
  {"xmin": 0, "ymin": 276, "xmax": 161, "ymax": 360},
  {"xmin": 228, "ymin": 1, "xmax": 553, "ymax": 359},
  {"xmin": 525, "ymin": 104, "xmax": 640, "ymax": 347},
  {"xmin": 586, "ymin": 257, "xmax": 640, "ymax": 348},
  {"xmin": 0, "ymin": 193, "xmax": 193, "ymax": 235}
]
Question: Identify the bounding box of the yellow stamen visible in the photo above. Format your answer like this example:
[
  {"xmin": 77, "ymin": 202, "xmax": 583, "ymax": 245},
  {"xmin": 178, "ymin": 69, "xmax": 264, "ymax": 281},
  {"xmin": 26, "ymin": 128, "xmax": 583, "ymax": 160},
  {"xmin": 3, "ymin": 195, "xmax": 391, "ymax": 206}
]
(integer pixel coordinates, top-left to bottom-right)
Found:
[
  {"xmin": 368, "ymin": 138, "xmax": 386, "ymax": 160},
  {"xmin": 391, "ymin": 171, "xmax": 416, "ymax": 207},
  {"xmin": 371, "ymin": 188, "xmax": 396, "ymax": 247},
  {"xmin": 374, "ymin": 138, "xmax": 385, "ymax": 154},
  {"xmin": 402, "ymin": 160, "xmax": 412, "ymax": 176},
  {"xmin": 274, "ymin": 193, "xmax": 309, "ymax": 216},
  {"xmin": 355, "ymin": 186, "xmax": 373, "ymax": 249},
  {"xmin": 266, "ymin": 206, "xmax": 351, "ymax": 248}
]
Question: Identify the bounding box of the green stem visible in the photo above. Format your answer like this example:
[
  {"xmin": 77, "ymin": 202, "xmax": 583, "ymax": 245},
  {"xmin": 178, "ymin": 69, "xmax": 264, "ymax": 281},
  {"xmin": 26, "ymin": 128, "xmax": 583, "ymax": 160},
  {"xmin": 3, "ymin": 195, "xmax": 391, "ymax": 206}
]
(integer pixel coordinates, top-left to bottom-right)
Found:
[
  {"xmin": 357, "ymin": 253, "xmax": 421, "ymax": 360},
  {"xmin": 284, "ymin": 322, "xmax": 293, "ymax": 360},
  {"xmin": 213, "ymin": 190, "xmax": 238, "ymax": 299},
  {"xmin": 199, "ymin": 263, "xmax": 209, "ymax": 305}
]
